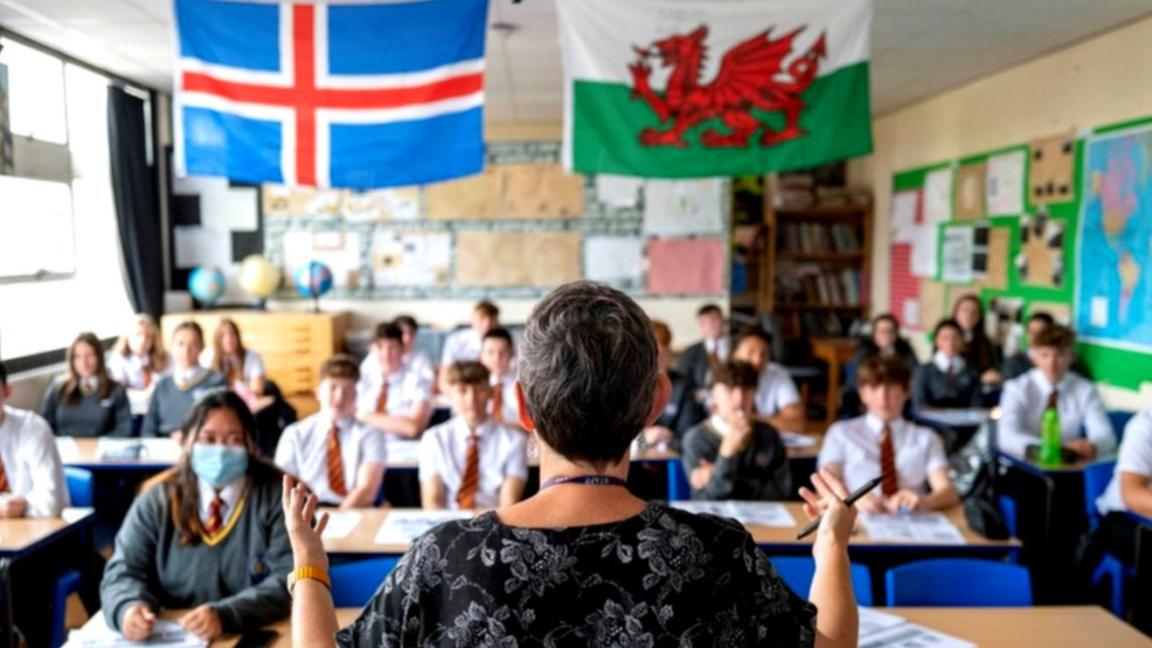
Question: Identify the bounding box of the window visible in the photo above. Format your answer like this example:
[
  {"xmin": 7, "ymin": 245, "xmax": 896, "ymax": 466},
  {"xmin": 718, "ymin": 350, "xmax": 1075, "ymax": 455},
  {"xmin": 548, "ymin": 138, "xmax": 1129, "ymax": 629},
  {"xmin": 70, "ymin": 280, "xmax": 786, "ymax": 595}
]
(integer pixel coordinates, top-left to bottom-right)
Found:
[{"xmin": 0, "ymin": 36, "xmax": 135, "ymax": 363}]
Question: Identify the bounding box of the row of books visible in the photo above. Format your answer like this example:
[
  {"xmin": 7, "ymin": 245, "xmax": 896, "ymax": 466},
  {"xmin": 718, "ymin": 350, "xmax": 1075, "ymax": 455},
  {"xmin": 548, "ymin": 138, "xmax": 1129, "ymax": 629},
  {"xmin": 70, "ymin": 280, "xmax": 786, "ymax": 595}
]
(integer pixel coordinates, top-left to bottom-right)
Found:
[
  {"xmin": 774, "ymin": 265, "xmax": 864, "ymax": 305},
  {"xmin": 777, "ymin": 222, "xmax": 862, "ymax": 254},
  {"xmin": 797, "ymin": 311, "xmax": 855, "ymax": 336}
]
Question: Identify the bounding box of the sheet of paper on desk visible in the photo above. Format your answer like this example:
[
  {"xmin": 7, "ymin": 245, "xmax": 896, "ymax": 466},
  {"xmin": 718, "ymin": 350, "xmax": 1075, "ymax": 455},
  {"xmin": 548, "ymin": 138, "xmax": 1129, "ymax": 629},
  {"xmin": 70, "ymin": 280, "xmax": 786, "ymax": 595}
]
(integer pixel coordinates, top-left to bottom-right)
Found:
[
  {"xmin": 859, "ymin": 622, "xmax": 975, "ymax": 648},
  {"xmin": 55, "ymin": 437, "xmax": 79, "ymax": 460},
  {"xmin": 140, "ymin": 438, "xmax": 182, "ymax": 461},
  {"xmin": 858, "ymin": 607, "xmax": 906, "ymax": 636},
  {"xmin": 670, "ymin": 501, "xmax": 795, "ymax": 527},
  {"xmin": 65, "ymin": 613, "xmax": 206, "ymax": 647},
  {"xmin": 95, "ymin": 438, "xmax": 142, "ymax": 459},
  {"xmin": 860, "ymin": 512, "xmax": 966, "ymax": 545},
  {"xmin": 780, "ymin": 431, "xmax": 818, "ymax": 448},
  {"xmin": 375, "ymin": 511, "xmax": 472, "ymax": 545},
  {"xmin": 918, "ymin": 408, "xmax": 990, "ymax": 427},
  {"xmin": 321, "ymin": 511, "xmax": 362, "ymax": 540}
]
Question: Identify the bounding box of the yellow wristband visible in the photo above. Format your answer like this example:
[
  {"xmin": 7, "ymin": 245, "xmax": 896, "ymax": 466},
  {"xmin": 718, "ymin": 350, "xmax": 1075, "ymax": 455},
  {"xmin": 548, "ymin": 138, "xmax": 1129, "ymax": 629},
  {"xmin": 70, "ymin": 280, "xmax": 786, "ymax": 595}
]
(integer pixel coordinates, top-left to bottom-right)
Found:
[{"xmin": 287, "ymin": 565, "xmax": 331, "ymax": 595}]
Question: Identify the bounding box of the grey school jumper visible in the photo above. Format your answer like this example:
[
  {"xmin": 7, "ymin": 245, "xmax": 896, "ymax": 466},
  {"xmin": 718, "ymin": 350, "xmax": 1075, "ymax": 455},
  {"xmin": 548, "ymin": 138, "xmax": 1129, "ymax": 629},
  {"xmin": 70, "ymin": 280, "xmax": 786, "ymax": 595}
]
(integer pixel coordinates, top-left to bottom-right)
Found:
[
  {"xmin": 100, "ymin": 471, "xmax": 292, "ymax": 634},
  {"xmin": 141, "ymin": 371, "xmax": 227, "ymax": 437},
  {"xmin": 682, "ymin": 419, "xmax": 791, "ymax": 501},
  {"xmin": 40, "ymin": 381, "xmax": 132, "ymax": 438}
]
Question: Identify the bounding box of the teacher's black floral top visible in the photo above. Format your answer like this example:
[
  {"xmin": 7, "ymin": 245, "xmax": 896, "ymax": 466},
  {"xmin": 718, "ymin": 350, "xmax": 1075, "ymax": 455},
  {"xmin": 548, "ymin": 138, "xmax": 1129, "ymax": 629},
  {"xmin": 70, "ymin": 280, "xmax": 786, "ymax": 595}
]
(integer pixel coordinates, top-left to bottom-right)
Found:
[{"xmin": 336, "ymin": 501, "xmax": 816, "ymax": 647}]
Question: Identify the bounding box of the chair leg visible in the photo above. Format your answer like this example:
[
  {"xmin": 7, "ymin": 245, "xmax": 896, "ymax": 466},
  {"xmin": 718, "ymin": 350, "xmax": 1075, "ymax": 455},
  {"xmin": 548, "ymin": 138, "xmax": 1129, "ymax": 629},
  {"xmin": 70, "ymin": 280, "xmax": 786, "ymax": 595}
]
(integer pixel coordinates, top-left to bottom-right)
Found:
[{"xmin": 50, "ymin": 570, "xmax": 82, "ymax": 648}]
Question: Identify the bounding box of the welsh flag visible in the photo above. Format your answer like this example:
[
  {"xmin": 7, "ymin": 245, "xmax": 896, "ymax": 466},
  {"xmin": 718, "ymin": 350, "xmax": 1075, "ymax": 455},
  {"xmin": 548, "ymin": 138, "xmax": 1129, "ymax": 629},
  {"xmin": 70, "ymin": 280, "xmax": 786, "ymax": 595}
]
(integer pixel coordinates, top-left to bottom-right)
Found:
[{"xmin": 557, "ymin": 0, "xmax": 873, "ymax": 178}]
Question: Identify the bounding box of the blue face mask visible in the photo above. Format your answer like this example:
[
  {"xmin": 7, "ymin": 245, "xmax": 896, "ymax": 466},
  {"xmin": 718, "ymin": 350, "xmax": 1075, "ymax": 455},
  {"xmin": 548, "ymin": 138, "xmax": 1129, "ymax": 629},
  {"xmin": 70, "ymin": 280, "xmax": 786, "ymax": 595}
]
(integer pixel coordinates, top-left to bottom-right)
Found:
[{"xmin": 191, "ymin": 444, "xmax": 249, "ymax": 489}]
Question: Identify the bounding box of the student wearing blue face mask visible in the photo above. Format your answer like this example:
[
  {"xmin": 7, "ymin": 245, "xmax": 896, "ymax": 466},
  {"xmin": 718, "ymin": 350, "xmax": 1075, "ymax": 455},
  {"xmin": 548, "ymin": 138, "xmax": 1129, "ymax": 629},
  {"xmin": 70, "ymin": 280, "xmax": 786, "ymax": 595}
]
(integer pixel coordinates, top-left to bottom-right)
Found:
[{"xmin": 100, "ymin": 390, "xmax": 291, "ymax": 642}]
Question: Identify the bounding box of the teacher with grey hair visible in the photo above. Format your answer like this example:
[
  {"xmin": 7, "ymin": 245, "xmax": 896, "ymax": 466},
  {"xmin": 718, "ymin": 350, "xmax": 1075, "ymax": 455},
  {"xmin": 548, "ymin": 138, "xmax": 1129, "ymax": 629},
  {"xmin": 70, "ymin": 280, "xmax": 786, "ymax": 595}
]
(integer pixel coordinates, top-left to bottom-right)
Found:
[{"xmin": 283, "ymin": 281, "xmax": 859, "ymax": 647}]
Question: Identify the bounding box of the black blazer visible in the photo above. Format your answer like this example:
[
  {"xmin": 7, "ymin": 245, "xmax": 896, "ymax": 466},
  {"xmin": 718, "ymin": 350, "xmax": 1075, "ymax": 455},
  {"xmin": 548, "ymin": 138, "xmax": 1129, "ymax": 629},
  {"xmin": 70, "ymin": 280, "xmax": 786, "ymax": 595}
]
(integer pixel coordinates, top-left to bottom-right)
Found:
[
  {"xmin": 678, "ymin": 341, "xmax": 713, "ymax": 391},
  {"xmin": 656, "ymin": 368, "xmax": 705, "ymax": 439}
]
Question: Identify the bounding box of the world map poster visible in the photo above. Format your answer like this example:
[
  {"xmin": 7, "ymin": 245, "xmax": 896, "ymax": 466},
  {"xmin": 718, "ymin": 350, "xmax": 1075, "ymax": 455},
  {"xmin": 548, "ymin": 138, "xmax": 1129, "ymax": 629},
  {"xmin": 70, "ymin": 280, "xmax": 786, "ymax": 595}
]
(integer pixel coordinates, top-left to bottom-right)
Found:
[{"xmin": 1076, "ymin": 125, "xmax": 1152, "ymax": 350}]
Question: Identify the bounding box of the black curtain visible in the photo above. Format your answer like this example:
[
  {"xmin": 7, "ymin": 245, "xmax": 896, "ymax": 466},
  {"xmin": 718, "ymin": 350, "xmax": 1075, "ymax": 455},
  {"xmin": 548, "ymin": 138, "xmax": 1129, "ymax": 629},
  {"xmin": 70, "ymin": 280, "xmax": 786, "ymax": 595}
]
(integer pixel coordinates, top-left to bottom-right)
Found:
[{"xmin": 107, "ymin": 86, "xmax": 163, "ymax": 319}]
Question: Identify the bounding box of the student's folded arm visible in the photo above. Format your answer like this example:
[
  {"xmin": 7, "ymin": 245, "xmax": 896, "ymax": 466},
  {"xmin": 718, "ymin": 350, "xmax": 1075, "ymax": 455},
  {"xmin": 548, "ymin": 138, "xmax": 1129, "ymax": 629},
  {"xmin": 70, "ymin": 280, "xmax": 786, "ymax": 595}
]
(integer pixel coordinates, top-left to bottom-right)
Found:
[
  {"xmin": 924, "ymin": 467, "xmax": 960, "ymax": 511},
  {"xmin": 420, "ymin": 478, "xmax": 447, "ymax": 510},
  {"xmin": 1120, "ymin": 472, "xmax": 1152, "ymax": 519},
  {"xmin": 342, "ymin": 463, "xmax": 384, "ymax": 509},
  {"xmin": 100, "ymin": 488, "xmax": 164, "ymax": 632},
  {"xmin": 212, "ymin": 498, "xmax": 293, "ymax": 633},
  {"xmin": 361, "ymin": 401, "xmax": 431, "ymax": 438}
]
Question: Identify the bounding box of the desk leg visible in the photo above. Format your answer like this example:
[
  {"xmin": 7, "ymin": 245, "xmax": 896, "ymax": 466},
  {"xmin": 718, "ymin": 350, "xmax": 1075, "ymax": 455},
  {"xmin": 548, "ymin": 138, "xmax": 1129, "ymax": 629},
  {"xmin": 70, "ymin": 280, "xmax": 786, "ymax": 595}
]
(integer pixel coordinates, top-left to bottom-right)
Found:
[
  {"xmin": 0, "ymin": 558, "xmax": 12, "ymax": 648},
  {"xmin": 1135, "ymin": 524, "xmax": 1152, "ymax": 635}
]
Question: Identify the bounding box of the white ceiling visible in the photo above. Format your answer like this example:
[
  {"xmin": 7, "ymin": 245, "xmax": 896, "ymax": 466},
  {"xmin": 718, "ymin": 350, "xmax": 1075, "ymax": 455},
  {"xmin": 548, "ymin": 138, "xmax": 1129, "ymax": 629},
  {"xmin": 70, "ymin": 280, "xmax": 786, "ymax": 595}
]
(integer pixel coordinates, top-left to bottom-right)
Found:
[{"xmin": 1, "ymin": 0, "xmax": 1150, "ymax": 120}]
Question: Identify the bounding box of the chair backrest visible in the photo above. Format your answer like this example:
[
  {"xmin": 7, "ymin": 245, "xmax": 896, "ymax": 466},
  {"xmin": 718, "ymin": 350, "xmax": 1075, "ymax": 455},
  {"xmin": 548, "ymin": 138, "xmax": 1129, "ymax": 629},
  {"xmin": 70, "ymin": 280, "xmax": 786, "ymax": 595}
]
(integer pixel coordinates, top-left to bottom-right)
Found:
[
  {"xmin": 667, "ymin": 461, "xmax": 692, "ymax": 501},
  {"xmin": 330, "ymin": 557, "xmax": 400, "ymax": 607},
  {"xmin": 1108, "ymin": 411, "xmax": 1134, "ymax": 444},
  {"xmin": 64, "ymin": 467, "xmax": 94, "ymax": 508},
  {"xmin": 1084, "ymin": 459, "xmax": 1119, "ymax": 530},
  {"xmin": 884, "ymin": 558, "xmax": 1031, "ymax": 607},
  {"xmin": 769, "ymin": 556, "xmax": 873, "ymax": 606},
  {"xmin": 997, "ymin": 494, "xmax": 1019, "ymax": 539}
]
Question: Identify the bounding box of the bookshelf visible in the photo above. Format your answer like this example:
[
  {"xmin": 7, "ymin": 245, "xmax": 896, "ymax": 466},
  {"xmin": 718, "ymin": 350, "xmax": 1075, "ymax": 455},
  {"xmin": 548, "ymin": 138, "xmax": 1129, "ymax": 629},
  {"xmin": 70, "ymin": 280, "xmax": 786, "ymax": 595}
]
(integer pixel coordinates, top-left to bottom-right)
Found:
[{"xmin": 766, "ymin": 202, "xmax": 871, "ymax": 340}]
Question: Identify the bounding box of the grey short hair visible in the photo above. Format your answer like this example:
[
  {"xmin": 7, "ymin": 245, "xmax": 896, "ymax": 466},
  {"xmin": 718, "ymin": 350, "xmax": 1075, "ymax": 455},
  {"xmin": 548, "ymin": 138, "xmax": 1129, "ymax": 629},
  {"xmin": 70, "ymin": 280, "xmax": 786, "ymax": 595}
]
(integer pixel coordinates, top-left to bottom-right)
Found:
[{"xmin": 519, "ymin": 281, "xmax": 658, "ymax": 467}]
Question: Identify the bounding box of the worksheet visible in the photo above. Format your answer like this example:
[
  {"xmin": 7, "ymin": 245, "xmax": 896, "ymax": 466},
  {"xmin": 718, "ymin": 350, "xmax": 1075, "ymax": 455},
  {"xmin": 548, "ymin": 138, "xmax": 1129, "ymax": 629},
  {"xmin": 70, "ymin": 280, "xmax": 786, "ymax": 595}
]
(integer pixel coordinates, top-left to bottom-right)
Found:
[
  {"xmin": 670, "ymin": 501, "xmax": 795, "ymax": 527},
  {"xmin": 374, "ymin": 510, "xmax": 472, "ymax": 545},
  {"xmin": 320, "ymin": 511, "xmax": 362, "ymax": 540},
  {"xmin": 859, "ymin": 513, "xmax": 966, "ymax": 544}
]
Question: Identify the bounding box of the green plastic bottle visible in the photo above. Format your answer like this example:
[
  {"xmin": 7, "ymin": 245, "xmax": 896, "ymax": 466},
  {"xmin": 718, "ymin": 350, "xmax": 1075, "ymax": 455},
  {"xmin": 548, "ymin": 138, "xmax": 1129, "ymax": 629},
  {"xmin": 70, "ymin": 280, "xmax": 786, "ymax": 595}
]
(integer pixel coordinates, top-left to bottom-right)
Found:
[{"xmin": 1039, "ymin": 406, "xmax": 1063, "ymax": 466}]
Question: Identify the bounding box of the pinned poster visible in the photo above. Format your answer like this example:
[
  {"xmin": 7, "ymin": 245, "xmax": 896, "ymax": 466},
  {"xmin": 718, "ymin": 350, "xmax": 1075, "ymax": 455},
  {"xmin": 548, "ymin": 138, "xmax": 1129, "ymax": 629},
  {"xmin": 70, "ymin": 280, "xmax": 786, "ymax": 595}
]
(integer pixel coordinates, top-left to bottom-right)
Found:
[
  {"xmin": 584, "ymin": 236, "xmax": 644, "ymax": 284},
  {"xmin": 343, "ymin": 188, "xmax": 420, "ymax": 221},
  {"xmin": 985, "ymin": 150, "xmax": 1025, "ymax": 215},
  {"xmin": 456, "ymin": 231, "xmax": 581, "ymax": 287},
  {"xmin": 890, "ymin": 190, "xmax": 920, "ymax": 242},
  {"xmin": 909, "ymin": 224, "xmax": 939, "ymax": 278},
  {"xmin": 643, "ymin": 179, "xmax": 724, "ymax": 236},
  {"xmin": 370, "ymin": 231, "xmax": 451, "ymax": 287},
  {"xmin": 953, "ymin": 163, "xmax": 985, "ymax": 220},
  {"xmin": 646, "ymin": 237, "xmax": 725, "ymax": 294},
  {"xmin": 1016, "ymin": 212, "xmax": 1064, "ymax": 288},
  {"xmin": 1029, "ymin": 131, "xmax": 1076, "ymax": 206},
  {"xmin": 922, "ymin": 167, "xmax": 953, "ymax": 223},
  {"xmin": 502, "ymin": 163, "xmax": 584, "ymax": 219},
  {"xmin": 596, "ymin": 175, "xmax": 643, "ymax": 208},
  {"xmin": 426, "ymin": 166, "xmax": 502, "ymax": 220},
  {"xmin": 281, "ymin": 230, "xmax": 363, "ymax": 289},
  {"xmin": 174, "ymin": 226, "xmax": 231, "ymax": 269},
  {"xmin": 941, "ymin": 225, "xmax": 974, "ymax": 283}
]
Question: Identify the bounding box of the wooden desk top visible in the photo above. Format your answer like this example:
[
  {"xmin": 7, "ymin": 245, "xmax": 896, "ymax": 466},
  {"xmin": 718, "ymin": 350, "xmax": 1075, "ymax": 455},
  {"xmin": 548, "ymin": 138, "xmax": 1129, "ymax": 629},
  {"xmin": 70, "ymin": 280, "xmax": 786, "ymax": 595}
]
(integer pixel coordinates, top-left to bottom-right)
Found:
[
  {"xmin": 999, "ymin": 450, "xmax": 1114, "ymax": 475},
  {"xmin": 245, "ymin": 607, "xmax": 1150, "ymax": 647},
  {"xmin": 810, "ymin": 336, "xmax": 857, "ymax": 360},
  {"xmin": 890, "ymin": 606, "xmax": 1151, "ymax": 646},
  {"xmin": 57, "ymin": 437, "xmax": 180, "ymax": 469},
  {"xmin": 319, "ymin": 502, "xmax": 1018, "ymax": 556},
  {"xmin": 0, "ymin": 508, "xmax": 93, "ymax": 556}
]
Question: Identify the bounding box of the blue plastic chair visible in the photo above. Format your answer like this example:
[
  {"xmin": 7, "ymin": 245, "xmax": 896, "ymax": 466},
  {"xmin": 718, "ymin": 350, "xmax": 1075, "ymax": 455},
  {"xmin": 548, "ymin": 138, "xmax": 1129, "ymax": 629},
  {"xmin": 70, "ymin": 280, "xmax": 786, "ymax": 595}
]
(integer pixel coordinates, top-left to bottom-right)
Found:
[
  {"xmin": 64, "ymin": 467, "xmax": 94, "ymax": 508},
  {"xmin": 998, "ymin": 494, "xmax": 1019, "ymax": 540},
  {"xmin": 50, "ymin": 569, "xmax": 82, "ymax": 648},
  {"xmin": 1108, "ymin": 411, "xmax": 1134, "ymax": 443},
  {"xmin": 330, "ymin": 557, "xmax": 400, "ymax": 607},
  {"xmin": 884, "ymin": 559, "xmax": 1031, "ymax": 607},
  {"xmin": 667, "ymin": 462, "xmax": 692, "ymax": 501},
  {"xmin": 769, "ymin": 556, "xmax": 873, "ymax": 606},
  {"xmin": 1083, "ymin": 459, "xmax": 1129, "ymax": 615}
]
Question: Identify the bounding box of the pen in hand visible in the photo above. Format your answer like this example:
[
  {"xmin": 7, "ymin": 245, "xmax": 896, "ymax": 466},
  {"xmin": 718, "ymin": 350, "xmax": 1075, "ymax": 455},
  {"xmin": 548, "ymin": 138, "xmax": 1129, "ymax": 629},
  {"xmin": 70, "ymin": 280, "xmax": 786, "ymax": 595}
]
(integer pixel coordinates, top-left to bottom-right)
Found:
[{"xmin": 796, "ymin": 471, "xmax": 892, "ymax": 540}]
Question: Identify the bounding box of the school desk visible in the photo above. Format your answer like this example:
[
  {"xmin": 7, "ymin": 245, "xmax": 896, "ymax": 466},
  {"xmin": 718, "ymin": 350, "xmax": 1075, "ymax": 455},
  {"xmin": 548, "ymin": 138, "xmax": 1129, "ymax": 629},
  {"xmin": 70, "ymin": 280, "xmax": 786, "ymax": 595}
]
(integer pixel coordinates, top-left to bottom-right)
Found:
[
  {"xmin": 57, "ymin": 437, "xmax": 180, "ymax": 472},
  {"xmin": 0, "ymin": 508, "xmax": 95, "ymax": 646}
]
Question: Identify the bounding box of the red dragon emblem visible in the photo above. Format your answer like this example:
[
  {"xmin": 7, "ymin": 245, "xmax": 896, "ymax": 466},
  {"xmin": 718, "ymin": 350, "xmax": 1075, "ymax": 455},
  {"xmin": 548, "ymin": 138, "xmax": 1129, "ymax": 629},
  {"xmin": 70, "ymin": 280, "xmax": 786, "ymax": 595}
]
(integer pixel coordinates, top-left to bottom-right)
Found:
[{"xmin": 629, "ymin": 25, "xmax": 826, "ymax": 148}]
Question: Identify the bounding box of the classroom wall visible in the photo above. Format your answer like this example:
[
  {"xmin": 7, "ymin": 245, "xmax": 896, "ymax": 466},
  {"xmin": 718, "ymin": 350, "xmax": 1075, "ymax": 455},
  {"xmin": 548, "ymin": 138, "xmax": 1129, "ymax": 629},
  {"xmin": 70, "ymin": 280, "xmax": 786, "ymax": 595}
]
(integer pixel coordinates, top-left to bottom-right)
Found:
[{"xmin": 852, "ymin": 15, "xmax": 1152, "ymax": 409}]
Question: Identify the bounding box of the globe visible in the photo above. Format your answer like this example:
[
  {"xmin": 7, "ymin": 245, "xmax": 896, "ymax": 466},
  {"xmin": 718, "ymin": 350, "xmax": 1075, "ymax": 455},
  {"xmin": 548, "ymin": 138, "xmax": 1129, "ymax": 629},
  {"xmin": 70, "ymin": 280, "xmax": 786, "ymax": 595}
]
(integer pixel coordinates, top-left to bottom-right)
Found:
[
  {"xmin": 188, "ymin": 265, "xmax": 225, "ymax": 304},
  {"xmin": 294, "ymin": 261, "xmax": 334, "ymax": 299},
  {"xmin": 238, "ymin": 255, "xmax": 281, "ymax": 300}
]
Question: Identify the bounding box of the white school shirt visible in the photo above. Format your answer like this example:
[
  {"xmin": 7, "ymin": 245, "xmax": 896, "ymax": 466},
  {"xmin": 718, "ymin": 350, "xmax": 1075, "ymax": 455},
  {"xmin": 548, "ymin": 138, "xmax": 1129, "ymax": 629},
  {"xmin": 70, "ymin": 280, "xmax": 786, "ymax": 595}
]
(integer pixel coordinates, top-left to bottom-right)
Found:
[
  {"xmin": 1097, "ymin": 409, "xmax": 1152, "ymax": 514},
  {"xmin": 107, "ymin": 352, "xmax": 166, "ymax": 390},
  {"xmin": 754, "ymin": 363, "xmax": 801, "ymax": 416},
  {"xmin": 704, "ymin": 337, "xmax": 730, "ymax": 362},
  {"xmin": 818, "ymin": 414, "xmax": 948, "ymax": 493},
  {"xmin": 440, "ymin": 328, "xmax": 483, "ymax": 366},
  {"xmin": 360, "ymin": 350, "xmax": 435, "ymax": 384},
  {"xmin": 196, "ymin": 477, "xmax": 243, "ymax": 525},
  {"xmin": 0, "ymin": 406, "xmax": 69, "ymax": 517},
  {"xmin": 491, "ymin": 372, "xmax": 520, "ymax": 424},
  {"xmin": 997, "ymin": 368, "xmax": 1115, "ymax": 457},
  {"xmin": 200, "ymin": 349, "xmax": 266, "ymax": 382},
  {"xmin": 356, "ymin": 366, "xmax": 433, "ymax": 426},
  {"xmin": 418, "ymin": 417, "xmax": 528, "ymax": 510},
  {"xmin": 932, "ymin": 351, "xmax": 965, "ymax": 373},
  {"xmin": 275, "ymin": 413, "xmax": 387, "ymax": 505}
]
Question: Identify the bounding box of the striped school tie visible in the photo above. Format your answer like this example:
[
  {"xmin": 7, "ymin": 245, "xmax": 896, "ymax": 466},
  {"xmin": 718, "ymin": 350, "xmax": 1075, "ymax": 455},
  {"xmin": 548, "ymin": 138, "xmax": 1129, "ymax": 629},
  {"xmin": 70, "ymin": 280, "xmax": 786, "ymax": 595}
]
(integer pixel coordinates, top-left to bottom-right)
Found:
[
  {"xmin": 879, "ymin": 423, "xmax": 899, "ymax": 497},
  {"xmin": 327, "ymin": 425, "xmax": 348, "ymax": 497},
  {"xmin": 374, "ymin": 378, "xmax": 389, "ymax": 414},
  {"xmin": 456, "ymin": 432, "xmax": 480, "ymax": 509},
  {"xmin": 204, "ymin": 492, "xmax": 225, "ymax": 535},
  {"xmin": 0, "ymin": 455, "xmax": 9, "ymax": 494},
  {"xmin": 1046, "ymin": 388, "xmax": 1059, "ymax": 411},
  {"xmin": 490, "ymin": 384, "xmax": 503, "ymax": 424}
]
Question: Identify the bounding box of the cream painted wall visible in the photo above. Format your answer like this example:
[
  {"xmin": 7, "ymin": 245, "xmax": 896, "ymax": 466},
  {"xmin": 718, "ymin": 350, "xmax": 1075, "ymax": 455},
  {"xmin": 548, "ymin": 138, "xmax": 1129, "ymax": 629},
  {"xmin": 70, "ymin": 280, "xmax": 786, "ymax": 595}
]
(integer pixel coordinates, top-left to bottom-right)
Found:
[{"xmin": 852, "ymin": 15, "xmax": 1152, "ymax": 408}]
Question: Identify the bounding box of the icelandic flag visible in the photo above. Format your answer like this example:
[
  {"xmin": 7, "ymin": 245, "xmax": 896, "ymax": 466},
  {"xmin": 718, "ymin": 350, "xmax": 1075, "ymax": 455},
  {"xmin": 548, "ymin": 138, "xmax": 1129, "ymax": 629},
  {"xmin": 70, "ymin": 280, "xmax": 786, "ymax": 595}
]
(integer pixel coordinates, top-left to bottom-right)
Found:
[{"xmin": 173, "ymin": 0, "xmax": 489, "ymax": 189}]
